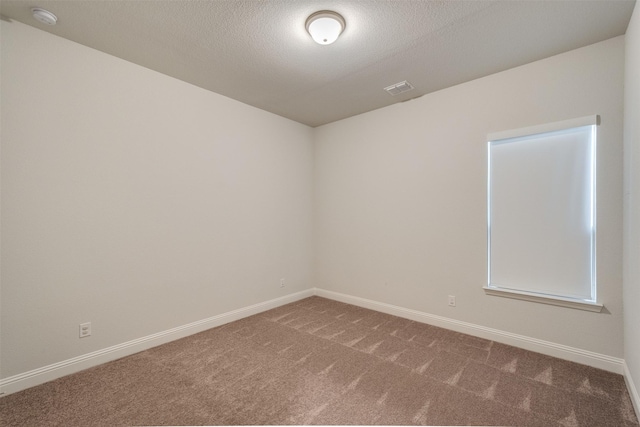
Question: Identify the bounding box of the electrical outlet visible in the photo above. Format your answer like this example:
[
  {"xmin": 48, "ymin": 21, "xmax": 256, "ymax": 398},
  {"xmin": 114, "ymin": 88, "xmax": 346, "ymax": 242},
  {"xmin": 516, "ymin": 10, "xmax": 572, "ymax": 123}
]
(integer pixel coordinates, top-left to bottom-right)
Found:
[
  {"xmin": 280, "ymin": 278, "xmax": 285, "ymax": 288},
  {"xmin": 79, "ymin": 322, "xmax": 91, "ymax": 338},
  {"xmin": 448, "ymin": 295, "xmax": 456, "ymax": 307}
]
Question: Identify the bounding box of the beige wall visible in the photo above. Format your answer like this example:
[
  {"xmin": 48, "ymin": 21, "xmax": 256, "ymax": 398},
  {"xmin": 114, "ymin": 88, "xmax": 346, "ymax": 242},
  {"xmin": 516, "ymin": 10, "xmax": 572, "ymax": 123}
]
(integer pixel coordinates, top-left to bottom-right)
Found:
[
  {"xmin": 624, "ymin": 1, "xmax": 640, "ymax": 406},
  {"xmin": 0, "ymin": 20, "xmax": 314, "ymax": 378},
  {"xmin": 0, "ymin": 17, "xmax": 631, "ymax": 387},
  {"xmin": 314, "ymin": 36, "xmax": 625, "ymax": 357}
]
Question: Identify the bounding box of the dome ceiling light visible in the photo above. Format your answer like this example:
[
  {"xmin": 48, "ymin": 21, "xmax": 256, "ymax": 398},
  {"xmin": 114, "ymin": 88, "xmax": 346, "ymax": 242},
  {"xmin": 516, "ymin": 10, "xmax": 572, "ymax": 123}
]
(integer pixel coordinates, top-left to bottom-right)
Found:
[{"xmin": 305, "ymin": 11, "xmax": 345, "ymax": 45}]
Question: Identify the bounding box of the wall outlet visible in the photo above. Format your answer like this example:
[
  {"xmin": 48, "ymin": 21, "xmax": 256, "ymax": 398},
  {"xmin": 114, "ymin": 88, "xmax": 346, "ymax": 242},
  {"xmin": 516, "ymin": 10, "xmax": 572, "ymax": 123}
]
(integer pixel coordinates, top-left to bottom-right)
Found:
[
  {"xmin": 448, "ymin": 295, "xmax": 456, "ymax": 307},
  {"xmin": 280, "ymin": 278, "xmax": 285, "ymax": 288},
  {"xmin": 79, "ymin": 322, "xmax": 91, "ymax": 338}
]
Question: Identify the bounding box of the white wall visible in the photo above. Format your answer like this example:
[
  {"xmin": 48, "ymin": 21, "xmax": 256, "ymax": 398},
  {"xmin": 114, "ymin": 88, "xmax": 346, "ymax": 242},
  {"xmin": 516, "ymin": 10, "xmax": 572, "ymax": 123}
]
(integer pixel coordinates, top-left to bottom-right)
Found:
[
  {"xmin": 0, "ymin": 21, "xmax": 314, "ymax": 378},
  {"xmin": 314, "ymin": 36, "xmax": 625, "ymax": 357},
  {"xmin": 624, "ymin": 1, "xmax": 640, "ymax": 409},
  {"xmin": 0, "ymin": 16, "xmax": 632, "ymax": 390}
]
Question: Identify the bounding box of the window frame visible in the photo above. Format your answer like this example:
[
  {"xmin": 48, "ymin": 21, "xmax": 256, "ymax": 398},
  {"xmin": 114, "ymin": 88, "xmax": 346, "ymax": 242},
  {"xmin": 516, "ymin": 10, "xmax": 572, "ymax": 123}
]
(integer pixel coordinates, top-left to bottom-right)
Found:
[{"xmin": 484, "ymin": 115, "xmax": 603, "ymax": 312}]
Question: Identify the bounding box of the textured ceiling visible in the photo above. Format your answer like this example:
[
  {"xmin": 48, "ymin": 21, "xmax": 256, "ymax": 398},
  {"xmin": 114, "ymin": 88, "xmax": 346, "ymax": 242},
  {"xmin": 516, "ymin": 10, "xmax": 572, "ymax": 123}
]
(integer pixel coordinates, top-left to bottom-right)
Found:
[{"xmin": 1, "ymin": 0, "xmax": 636, "ymax": 127}]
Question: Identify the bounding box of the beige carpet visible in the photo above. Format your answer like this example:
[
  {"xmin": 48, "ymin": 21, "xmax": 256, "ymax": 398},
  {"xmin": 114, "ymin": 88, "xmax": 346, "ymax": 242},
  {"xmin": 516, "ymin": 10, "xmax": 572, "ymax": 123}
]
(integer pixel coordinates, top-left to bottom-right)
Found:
[{"xmin": 1, "ymin": 296, "xmax": 638, "ymax": 426}]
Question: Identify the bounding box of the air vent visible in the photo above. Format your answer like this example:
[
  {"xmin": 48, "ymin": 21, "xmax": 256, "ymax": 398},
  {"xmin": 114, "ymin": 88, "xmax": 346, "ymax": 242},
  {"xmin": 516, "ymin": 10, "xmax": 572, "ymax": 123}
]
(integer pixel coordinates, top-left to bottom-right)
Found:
[{"xmin": 384, "ymin": 80, "xmax": 414, "ymax": 96}]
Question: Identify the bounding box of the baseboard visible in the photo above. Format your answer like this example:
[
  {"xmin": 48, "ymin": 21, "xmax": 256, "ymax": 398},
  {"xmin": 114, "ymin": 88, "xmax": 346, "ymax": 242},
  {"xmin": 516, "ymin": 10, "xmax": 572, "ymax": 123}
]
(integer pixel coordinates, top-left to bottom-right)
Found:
[
  {"xmin": 2, "ymin": 287, "xmax": 627, "ymax": 397},
  {"xmin": 624, "ymin": 361, "xmax": 640, "ymax": 419},
  {"xmin": 314, "ymin": 288, "xmax": 624, "ymax": 374},
  {"xmin": 0, "ymin": 289, "xmax": 314, "ymax": 397}
]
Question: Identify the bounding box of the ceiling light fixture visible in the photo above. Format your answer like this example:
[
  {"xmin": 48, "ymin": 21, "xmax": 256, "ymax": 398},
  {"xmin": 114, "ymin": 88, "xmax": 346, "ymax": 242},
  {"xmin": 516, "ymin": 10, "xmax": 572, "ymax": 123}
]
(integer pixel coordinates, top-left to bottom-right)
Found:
[
  {"xmin": 305, "ymin": 11, "xmax": 345, "ymax": 45},
  {"xmin": 31, "ymin": 8, "xmax": 57, "ymax": 25}
]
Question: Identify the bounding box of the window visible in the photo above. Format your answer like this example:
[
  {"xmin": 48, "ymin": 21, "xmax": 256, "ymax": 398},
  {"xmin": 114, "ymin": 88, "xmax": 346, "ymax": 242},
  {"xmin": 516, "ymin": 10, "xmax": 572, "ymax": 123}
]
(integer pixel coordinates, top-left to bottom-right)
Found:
[{"xmin": 485, "ymin": 115, "xmax": 602, "ymax": 312}]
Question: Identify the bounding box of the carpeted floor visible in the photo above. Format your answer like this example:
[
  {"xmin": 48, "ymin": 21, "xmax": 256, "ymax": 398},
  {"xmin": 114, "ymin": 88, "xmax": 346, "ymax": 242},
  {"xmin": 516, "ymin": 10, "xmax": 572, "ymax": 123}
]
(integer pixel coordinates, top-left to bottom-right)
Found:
[{"xmin": 1, "ymin": 296, "xmax": 638, "ymax": 426}]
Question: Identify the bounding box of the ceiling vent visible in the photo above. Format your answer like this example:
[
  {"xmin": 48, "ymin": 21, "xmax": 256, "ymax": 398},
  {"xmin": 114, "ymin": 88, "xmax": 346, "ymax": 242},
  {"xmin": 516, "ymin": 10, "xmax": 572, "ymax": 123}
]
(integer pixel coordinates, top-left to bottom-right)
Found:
[{"xmin": 384, "ymin": 80, "xmax": 414, "ymax": 96}]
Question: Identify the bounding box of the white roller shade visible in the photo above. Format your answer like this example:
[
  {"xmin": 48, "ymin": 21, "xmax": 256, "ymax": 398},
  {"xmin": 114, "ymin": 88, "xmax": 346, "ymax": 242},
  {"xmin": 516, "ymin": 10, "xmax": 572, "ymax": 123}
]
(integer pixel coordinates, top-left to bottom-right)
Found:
[{"xmin": 488, "ymin": 116, "xmax": 597, "ymax": 302}]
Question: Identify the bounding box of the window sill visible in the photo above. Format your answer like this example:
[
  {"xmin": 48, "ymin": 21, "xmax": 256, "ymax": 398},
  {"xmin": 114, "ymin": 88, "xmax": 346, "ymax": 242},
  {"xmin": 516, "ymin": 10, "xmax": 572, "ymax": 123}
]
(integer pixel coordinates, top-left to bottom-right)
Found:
[{"xmin": 483, "ymin": 286, "xmax": 603, "ymax": 312}]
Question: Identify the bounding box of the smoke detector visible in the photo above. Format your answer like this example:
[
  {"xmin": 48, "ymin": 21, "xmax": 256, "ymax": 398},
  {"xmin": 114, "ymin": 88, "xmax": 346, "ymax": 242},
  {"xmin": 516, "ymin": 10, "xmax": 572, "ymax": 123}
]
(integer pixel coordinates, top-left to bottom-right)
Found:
[
  {"xmin": 32, "ymin": 8, "xmax": 57, "ymax": 25},
  {"xmin": 384, "ymin": 80, "xmax": 414, "ymax": 96}
]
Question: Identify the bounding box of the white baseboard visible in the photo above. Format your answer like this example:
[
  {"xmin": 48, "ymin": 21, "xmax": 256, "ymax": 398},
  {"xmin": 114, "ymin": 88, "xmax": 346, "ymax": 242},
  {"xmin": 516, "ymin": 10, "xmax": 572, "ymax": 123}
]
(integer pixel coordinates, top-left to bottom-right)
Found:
[
  {"xmin": 1, "ymin": 287, "xmax": 628, "ymax": 398},
  {"xmin": 0, "ymin": 289, "xmax": 314, "ymax": 397},
  {"xmin": 314, "ymin": 288, "xmax": 625, "ymax": 374},
  {"xmin": 624, "ymin": 361, "xmax": 640, "ymax": 419}
]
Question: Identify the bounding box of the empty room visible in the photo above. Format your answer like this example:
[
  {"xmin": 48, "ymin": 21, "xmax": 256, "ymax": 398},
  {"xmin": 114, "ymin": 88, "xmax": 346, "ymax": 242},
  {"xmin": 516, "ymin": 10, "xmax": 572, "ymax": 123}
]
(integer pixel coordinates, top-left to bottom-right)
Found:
[{"xmin": 1, "ymin": 0, "xmax": 640, "ymax": 425}]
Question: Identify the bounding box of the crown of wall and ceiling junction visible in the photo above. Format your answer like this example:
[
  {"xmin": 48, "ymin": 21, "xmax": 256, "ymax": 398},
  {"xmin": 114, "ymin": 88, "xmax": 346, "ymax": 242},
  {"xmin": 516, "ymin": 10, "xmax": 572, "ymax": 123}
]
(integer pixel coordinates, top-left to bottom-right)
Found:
[{"xmin": 0, "ymin": 0, "xmax": 635, "ymax": 127}]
